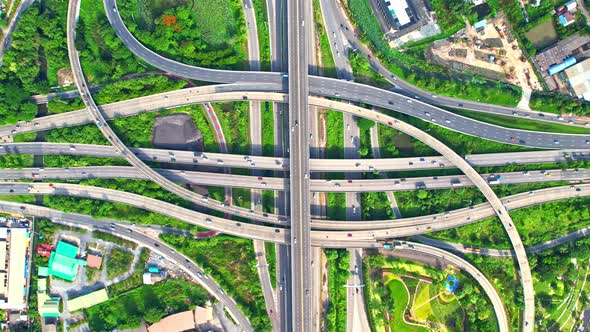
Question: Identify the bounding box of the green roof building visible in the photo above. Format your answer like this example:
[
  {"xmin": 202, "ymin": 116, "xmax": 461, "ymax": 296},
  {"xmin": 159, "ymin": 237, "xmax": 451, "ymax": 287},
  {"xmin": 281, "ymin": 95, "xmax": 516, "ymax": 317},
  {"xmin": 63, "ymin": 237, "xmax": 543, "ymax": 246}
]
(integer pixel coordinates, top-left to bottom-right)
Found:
[{"xmin": 44, "ymin": 241, "xmax": 86, "ymax": 281}]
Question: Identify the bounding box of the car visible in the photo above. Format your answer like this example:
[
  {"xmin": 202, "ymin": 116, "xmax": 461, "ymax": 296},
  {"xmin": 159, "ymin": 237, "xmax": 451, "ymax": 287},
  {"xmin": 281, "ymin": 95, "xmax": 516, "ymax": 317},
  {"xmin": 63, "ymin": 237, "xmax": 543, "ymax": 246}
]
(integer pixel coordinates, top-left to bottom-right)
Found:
[
  {"xmin": 554, "ymin": 140, "xmax": 560, "ymax": 144},
  {"xmin": 347, "ymin": 180, "xmax": 352, "ymax": 183},
  {"xmin": 206, "ymin": 218, "xmax": 212, "ymax": 224},
  {"xmin": 219, "ymin": 288, "xmax": 225, "ymax": 294},
  {"xmin": 347, "ymin": 233, "xmax": 352, "ymax": 237}
]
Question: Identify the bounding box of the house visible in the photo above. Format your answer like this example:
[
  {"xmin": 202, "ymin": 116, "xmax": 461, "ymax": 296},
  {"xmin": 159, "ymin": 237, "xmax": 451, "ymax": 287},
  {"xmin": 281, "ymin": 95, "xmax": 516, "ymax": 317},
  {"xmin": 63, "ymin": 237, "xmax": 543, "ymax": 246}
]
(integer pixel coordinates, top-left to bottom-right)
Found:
[
  {"xmin": 559, "ymin": 11, "xmax": 576, "ymax": 27},
  {"xmin": 86, "ymin": 254, "xmax": 102, "ymax": 269}
]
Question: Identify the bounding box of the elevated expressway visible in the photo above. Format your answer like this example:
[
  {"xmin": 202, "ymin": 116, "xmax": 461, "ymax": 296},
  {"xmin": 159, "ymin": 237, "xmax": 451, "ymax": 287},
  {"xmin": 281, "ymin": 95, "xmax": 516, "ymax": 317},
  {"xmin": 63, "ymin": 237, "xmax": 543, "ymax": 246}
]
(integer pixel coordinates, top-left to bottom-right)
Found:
[
  {"xmin": 0, "ymin": 200, "xmax": 254, "ymax": 332},
  {"xmin": 44, "ymin": 2, "xmax": 589, "ymax": 328},
  {"xmin": 2, "ymin": 142, "xmax": 589, "ymax": 173},
  {"xmin": 67, "ymin": 3, "xmax": 284, "ymax": 225},
  {"xmin": 1, "ymin": 181, "xmax": 588, "ymax": 239},
  {"xmin": 100, "ymin": 0, "xmax": 590, "ymax": 148},
  {"xmin": 6, "ymin": 86, "xmax": 590, "ymax": 150},
  {"xmin": 287, "ymin": 0, "xmax": 312, "ymax": 329},
  {"xmin": 319, "ymin": 0, "xmax": 589, "ymax": 128},
  {"xmin": 1, "ymin": 166, "xmax": 588, "ymax": 192}
]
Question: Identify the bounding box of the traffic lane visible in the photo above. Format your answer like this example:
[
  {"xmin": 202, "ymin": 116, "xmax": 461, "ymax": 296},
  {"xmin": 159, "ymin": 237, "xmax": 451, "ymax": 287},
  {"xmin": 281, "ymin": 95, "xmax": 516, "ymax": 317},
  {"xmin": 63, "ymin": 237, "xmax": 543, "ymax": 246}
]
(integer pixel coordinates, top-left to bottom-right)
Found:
[
  {"xmin": 2, "ymin": 142, "xmax": 589, "ymax": 173},
  {"xmin": 104, "ymin": 0, "xmax": 279, "ymax": 84},
  {"xmin": 0, "ymin": 181, "xmax": 289, "ymax": 241},
  {"xmin": 5, "ymin": 88, "xmax": 590, "ymax": 150},
  {"xmin": 309, "ymin": 77, "xmax": 590, "ymax": 149}
]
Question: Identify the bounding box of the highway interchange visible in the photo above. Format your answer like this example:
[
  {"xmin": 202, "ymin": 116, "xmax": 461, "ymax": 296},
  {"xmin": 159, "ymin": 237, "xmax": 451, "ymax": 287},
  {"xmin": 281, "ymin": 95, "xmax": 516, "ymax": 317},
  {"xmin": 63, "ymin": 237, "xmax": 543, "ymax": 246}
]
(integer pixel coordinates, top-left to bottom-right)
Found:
[{"xmin": 1, "ymin": 0, "xmax": 589, "ymax": 330}]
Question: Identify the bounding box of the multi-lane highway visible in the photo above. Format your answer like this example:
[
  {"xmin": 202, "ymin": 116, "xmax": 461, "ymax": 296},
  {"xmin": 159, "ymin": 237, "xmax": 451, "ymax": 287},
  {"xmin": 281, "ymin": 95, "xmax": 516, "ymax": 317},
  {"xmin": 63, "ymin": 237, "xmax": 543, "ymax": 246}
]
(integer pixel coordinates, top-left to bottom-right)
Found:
[
  {"xmin": 94, "ymin": 0, "xmax": 590, "ymax": 150},
  {"xmin": 6, "ymin": 86, "xmax": 590, "ymax": 151},
  {"xmin": 287, "ymin": 0, "xmax": 312, "ymax": 329},
  {"xmin": 2, "ymin": 142, "xmax": 589, "ymax": 173}
]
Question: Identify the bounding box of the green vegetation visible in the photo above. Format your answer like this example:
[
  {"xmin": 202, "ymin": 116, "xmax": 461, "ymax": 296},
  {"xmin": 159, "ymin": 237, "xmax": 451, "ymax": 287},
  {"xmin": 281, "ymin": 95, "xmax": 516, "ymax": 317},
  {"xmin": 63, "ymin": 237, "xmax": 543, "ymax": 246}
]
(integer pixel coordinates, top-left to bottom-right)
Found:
[
  {"xmin": 43, "ymin": 156, "xmax": 129, "ymax": 168},
  {"xmin": 88, "ymin": 279, "xmax": 209, "ymax": 331},
  {"xmin": 452, "ymin": 108, "xmax": 590, "ymax": 134},
  {"xmin": 252, "ymin": 0, "xmax": 271, "ymax": 71},
  {"xmin": 467, "ymin": 255, "xmax": 522, "ymax": 330},
  {"xmin": 325, "ymin": 249, "xmax": 349, "ymax": 331},
  {"xmin": 326, "ymin": 193, "xmax": 346, "ymax": 220},
  {"xmin": 386, "ymin": 278, "xmax": 428, "ymax": 332},
  {"xmin": 262, "ymin": 190, "xmax": 274, "ymax": 214},
  {"xmin": 396, "ymin": 182, "xmax": 567, "ymax": 218},
  {"xmin": 77, "ymin": 0, "xmax": 148, "ymax": 83},
  {"xmin": 92, "ymin": 74, "xmax": 187, "ymax": 105},
  {"xmin": 429, "ymin": 196, "xmax": 590, "ymax": 249},
  {"xmin": 324, "ymin": 110, "xmax": 344, "ymax": 158},
  {"xmin": 349, "ymin": 52, "xmax": 390, "ymax": 88},
  {"xmin": 313, "ymin": 0, "xmax": 337, "ymax": 77},
  {"xmin": 365, "ymin": 254, "xmax": 498, "ymax": 331},
  {"xmin": 45, "ymin": 124, "xmax": 108, "ymax": 145},
  {"xmin": 428, "ymin": 0, "xmax": 474, "ymax": 35},
  {"xmin": 383, "ymin": 110, "xmax": 535, "ymax": 155},
  {"xmin": 265, "ymin": 242, "xmax": 277, "ymax": 281},
  {"xmin": 356, "ymin": 117, "xmax": 375, "ymax": 159},
  {"xmin": 43, "ymin": 104, "xmax": 215, "ymax": 150},
  {"xmin": 213, "ymin": 102, "xmax": 251, "ymax": 154},
  {"xmin": 346, "ymin": 0, "xmax": 522, "ymax": 106},
  {"xmin": 532, "ymin": 237, "xmax": 590, "ymax": 331},
  {"xmin": 48, "ymin": 97, "xmax": 84, "ymax": 114},
  {"xmin": 530, "ymin": 91, "xmax": 590, "ymax": 116},
  {"xmin": 500, "ymin": 0, "xmax": 589, "ymax": 56},
  {"xmin": 44, "ymin": 193, "xmax": 192, "ymax": 228},
  {"xmin": 160, "ymin": 234, "xmax": 271, "ymax": 330},
  {"xmin": 119, "ymin": 0, "xmax": 247, "ymax": 69},
  {"xmin": 94, "ymin": 231, "xmax": 137, "ymax": 249},
  {"xmin": 107, "ymin": 249, "xmax": 150, "ymax": 297},
  {"xmin": 0, "ymin": 0, "xmax": 68, "ymax": 125},
  {"xmin": 378, "ymin": 124, "xmax": 434, "ymax": 158},
  {"xmin": 261, "ymin": 102, "xmax": 275, "ymax": 156},
  {"xmin": 0, "ymin": 154, "xmax": 34, "ymax": 169},
  {"xmin": 106, "ymin": 248, "xmax": 134, "ymax": 279},
  {"xmin": 232, "ymin": 188, "xmax": 251, "ymax": 208},
  {"xmin": 361, "ymin": 192, "xmax": 393, "ymax": 220}
]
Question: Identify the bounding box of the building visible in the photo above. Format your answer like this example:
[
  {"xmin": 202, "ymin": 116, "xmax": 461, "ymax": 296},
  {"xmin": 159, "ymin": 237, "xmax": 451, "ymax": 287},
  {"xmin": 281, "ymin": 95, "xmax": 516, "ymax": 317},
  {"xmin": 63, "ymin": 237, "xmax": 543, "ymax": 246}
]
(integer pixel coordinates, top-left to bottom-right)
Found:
[
  {"xmin": 445, "ymin": 275, "xmax": 460, "ymax": 292},
  {"xmin": 565, "ymin": 58, "xmax": 590, "ymax": 100},
  {"xmin": 0, "ymin": 228, "xmax": 30, "ymax": 310},
  {"xmin": 559, "ymin": 11, "xmax": 576, "ymax": 27},
  {"xmin": 67, "ymin": 288, "xmax": 109, "ymax": 312},
  {"xmin": 43, "ymin": 241, "xmax": 86, "ymax": 281},
  {"xmin": 86, "ymin": 254, "xmax": 102, "ymax": 269},
  {"xmin": 385, "ymin": 0, "xmax": 412, "ymax": 27},
  {"xmin": 36, "ymin": 244, "xmax": 52, "ymax": 258},
  {"xmin": 548, "ymin": 56, "xmax": 577, "ymax": 75},
  {"xmin": 148, "ymin": 310, "xmax": 195, "ymax": 332},
  {"xmin": 37, "ymin": 278, "xmax": 60, "ymax": 318}
]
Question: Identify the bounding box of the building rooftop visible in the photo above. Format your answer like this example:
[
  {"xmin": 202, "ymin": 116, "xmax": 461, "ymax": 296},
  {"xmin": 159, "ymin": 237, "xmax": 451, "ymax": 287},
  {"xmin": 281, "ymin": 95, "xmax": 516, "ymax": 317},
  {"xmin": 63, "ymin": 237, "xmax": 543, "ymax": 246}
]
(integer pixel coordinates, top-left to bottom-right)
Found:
[
  {"xmin": 86, "ymin": 254, "xmax": 102, "ymax": 269},
  {"xmin": 148, "ymin": 310, "xmax": 195, "ymax": 332},
  {"xmin": 3, "ymin": 228, "xmax": 29, "ymax": 310},
  {"xmin": 67, "ymin": 288, "xmax": 109, "ymax": 312},
  {"xmin": 385, "ymin": 0, "xmax": 411, "ymax": 27},
  {"xmin": 565, "ymin": 57, "xmax": 590, "ymax": 100},
  {"xmin": 45, "ymin": 241, "xmax": 86, "ymax": 281}
]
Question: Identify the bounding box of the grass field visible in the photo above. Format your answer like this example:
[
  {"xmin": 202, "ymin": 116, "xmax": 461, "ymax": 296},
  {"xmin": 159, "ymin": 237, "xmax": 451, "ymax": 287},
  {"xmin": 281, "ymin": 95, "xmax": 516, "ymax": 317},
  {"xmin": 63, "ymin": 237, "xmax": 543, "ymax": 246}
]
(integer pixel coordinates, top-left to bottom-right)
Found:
[
  {"xmin": 361, "ymin": 192, "xmax": 393, "ymax": 220},
  {"xmin": 261, "ymin": 102, "xmax": 275, "ymax": 156},
  {"xmin": 326, "ymin": 193, "xmax": 346, "ymax": 220},
  {"xmin": 324, "ymin": 110, "xmax": 344, "ymax": 158},
  {"xmin": 213, "ymin": 102, "xmax": 251, "ymax": 154},
  {"xmin": 313, "ymin": 0, "xmax": 337, "ymax": 77},
  {"xmin": 252, "ymin": 0, "xmax": 271, "ymax": 70},
  {"xmin": 452, "ymin": 108, "xmax": 590, "ymax": 135},
  {"xmin": 428, "ymin": 196, "xmax": 590, "ymax": 249},
  {"xmin": 106, "ymin": 248, "xmax": 134, "ymax": 279},
  {"xmin": 386, "ymin": 278, "xmax": 429, "ymax": 332}
]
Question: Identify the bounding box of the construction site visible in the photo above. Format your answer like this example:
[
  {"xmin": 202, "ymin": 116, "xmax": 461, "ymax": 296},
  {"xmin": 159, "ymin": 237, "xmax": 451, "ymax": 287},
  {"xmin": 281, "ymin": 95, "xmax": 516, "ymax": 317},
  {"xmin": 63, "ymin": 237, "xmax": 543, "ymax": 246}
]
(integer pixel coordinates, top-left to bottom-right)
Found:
[{"xmin": 427, "ymin": 14, "xmax": 542, "ymax": 93}]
